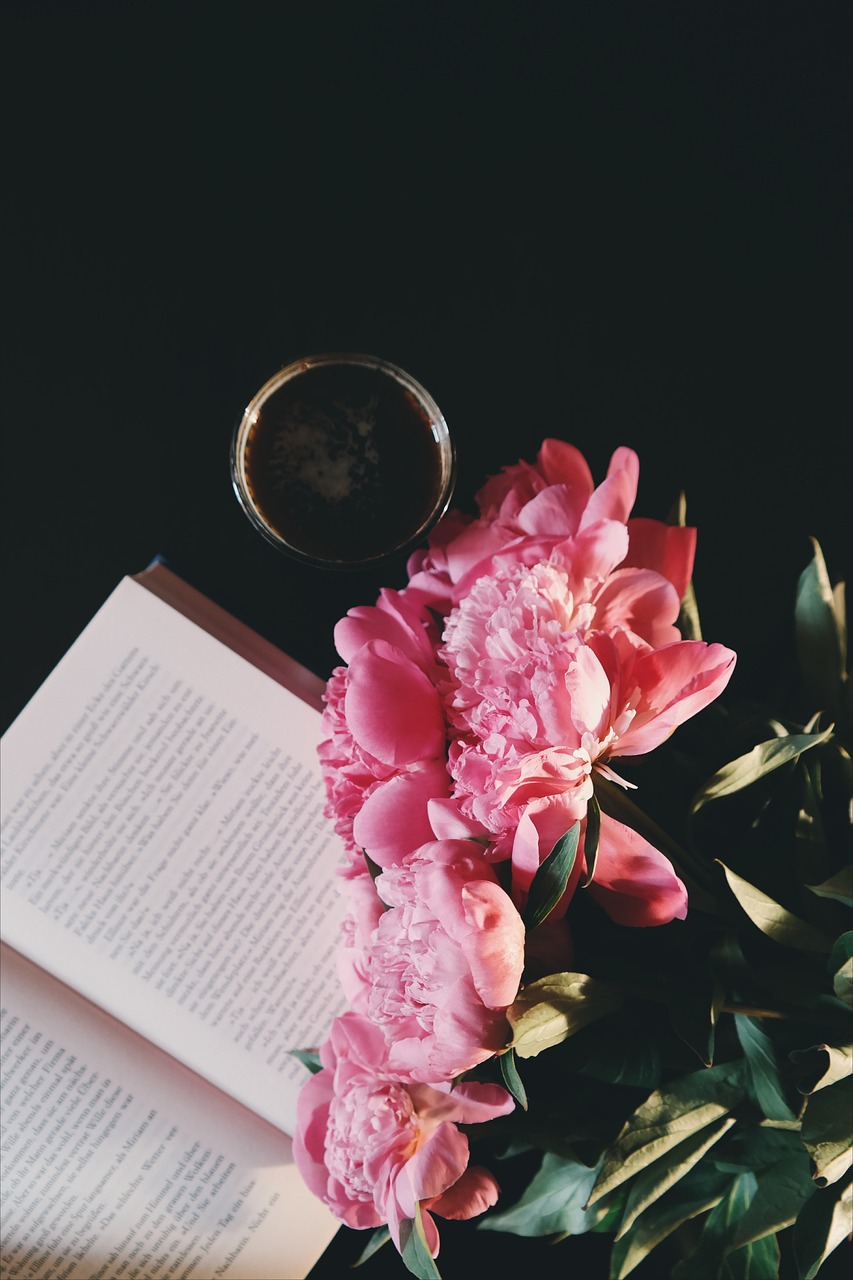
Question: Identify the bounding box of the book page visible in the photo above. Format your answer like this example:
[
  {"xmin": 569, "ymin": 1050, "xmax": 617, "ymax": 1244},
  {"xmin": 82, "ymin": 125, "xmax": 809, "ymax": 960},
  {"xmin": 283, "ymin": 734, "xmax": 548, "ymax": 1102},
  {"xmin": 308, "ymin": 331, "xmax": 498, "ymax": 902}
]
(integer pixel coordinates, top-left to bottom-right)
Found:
[
  {"xmin": 0, "ymin": 576, "xmax": 348, "ymax": 1137},
  {"xmin": 0, "ymin": 944, "xmax": 340, "ymax": 1280}
]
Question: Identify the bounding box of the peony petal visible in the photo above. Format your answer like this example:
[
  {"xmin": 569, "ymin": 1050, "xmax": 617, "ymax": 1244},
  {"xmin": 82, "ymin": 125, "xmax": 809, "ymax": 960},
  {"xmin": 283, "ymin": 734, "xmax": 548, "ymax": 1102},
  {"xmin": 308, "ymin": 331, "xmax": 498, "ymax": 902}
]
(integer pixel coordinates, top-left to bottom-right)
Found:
[
  {"xmin": 424, "ymin": 982, "xmax": 509, "ymax": 1076},
  {"xmin": 536, "ymin": 438, "xmax": 595, "ymax": 493},
  {"xmin": 475, "ymin": 459, "xmax": 545, "ymax": 519},
  {"xmin": 405, "ymin": 1120, "xmax": 471, "ymax": 1203},
  {"xmin": 443, "ymin": 520, "xmax": 510, "ymax": 585},
  {"xmin": 565, "ymin": 641, "xmax": 613, "ymax": 741},
  {"xmin": 579, "ymin": 447, "xmax": 639, "ymax": 528},
  {"xmin": 345, "ymin": 639, "xmax": 445, "ymax": 765},
  {"xmin": 614, "ymin": 641, "xmax": 737, "ymax": 756},
  {"xmin": 292, "ymin": 1073, "xmax": 334, "ymax": 1201},
  {"xmin": 352, "ymin": 762, "xmax": 451, "ymax": 866},
  {"xmin": 593, "ymin": 567, "xmax": 682, "ymax": 647},
  {"xmin": 428, "ymin": 1165, "xmax": 502, "ymax": 1220},
  {"xmin": 427, "ymin": 797, "xmax": 489, "ymax": 841},
  {"xmin": 624, "ymin": 518, "xmax": 697, "ymax": 602},
  {"xmin": 510, "ymin": 810, "xmax": 546, "ymax": 898},
  {"xmin": 608, "ymin": 446, "xmax": 641, "ymax": 498},
  {"xmin": 330, "ymin": 1008, "xmax": 390, "ymax": 1068},
  {"xmin": 559, "ymin": 518, "xmax": 630, "ymax": 585},
  {"xmin": 587, "ymin": 812, "xmax": 688, "ymax": 926},
  {"xmin": 334, "ymin": 589, "xmax": 435, "ymax": 667},
  {"xmin": 459, "ymin": 880, "xmax": 525, "ymax": 1009},
  {"xmin": 516, "ymin": 485, "xmax": 588, "ymax": 537},
  {"xmin": 438, "ymin": 1080, "xmax": 516, "ymax": 1124},
  {"xmin": 419, "ymin": 1208, "xmax": 441, "ymax": 1257}
]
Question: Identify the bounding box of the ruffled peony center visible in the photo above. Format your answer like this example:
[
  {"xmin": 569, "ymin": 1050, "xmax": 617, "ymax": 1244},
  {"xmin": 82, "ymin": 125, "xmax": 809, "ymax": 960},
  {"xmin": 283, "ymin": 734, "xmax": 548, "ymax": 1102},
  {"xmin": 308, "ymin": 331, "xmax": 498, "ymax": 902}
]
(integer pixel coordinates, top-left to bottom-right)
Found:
[
  {"xmin": 364, "ymin": 908, "xmax": 441, "ymax": 1038},
  {"xmin": 326, "ymin": 1079, "xmax": 418, "ymax": 1201}
]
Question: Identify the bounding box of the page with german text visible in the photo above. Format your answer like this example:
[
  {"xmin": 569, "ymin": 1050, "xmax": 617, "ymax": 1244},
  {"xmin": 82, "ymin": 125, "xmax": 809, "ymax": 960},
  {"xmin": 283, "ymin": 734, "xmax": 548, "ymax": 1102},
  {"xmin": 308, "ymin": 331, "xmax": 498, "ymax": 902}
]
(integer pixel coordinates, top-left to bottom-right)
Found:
[
  {"xmin": 0, "ymin": 576, "xmax": 348, "ymax": 1138},
  {"xmin": 1, "ymin": 944, "xmax": 340, "ymax": 1279}
]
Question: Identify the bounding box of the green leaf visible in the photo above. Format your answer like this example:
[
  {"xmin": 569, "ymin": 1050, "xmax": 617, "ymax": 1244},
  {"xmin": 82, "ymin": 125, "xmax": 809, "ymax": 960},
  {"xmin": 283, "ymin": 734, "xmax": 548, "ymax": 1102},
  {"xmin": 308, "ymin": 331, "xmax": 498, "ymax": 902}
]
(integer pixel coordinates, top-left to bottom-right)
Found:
[
  {"xmin": 728, "ymin": 1152, "xmax": 815, "ymax": 1249},
  {"xmin": 591, "ymin": 1190, "xmax": 629, "ymax": 1235},
  {"xmin": 399, "ymin": 1204, "xmax": 441, "ymax": 1279},
  {"xmin": 790, "ymin": 1044, "xmax": 853, "ymax": 1096},
  {"xmin": 580, "ymin": 796, "xmax": 601, "ymax": 888},
  {"xmin": 735, "ymin": 1014, "xmax": 798, "ymax": 1122},
  {"xmin": 354, "ymin": 1226, "xmax": 391, "ymax": 1265},
  {"xmin": 524, "ymin": 824, "xmax": 580, "ymax": 929},
  {"xmin": 289, "ymin": 1048, "xmax": 323, "ymax": 1074},
  {"xmin": 498, "ymin": 1047, "xmax": 528, "ymax": 1110},
  {"xmin": 670, "ymin": 969, "xmax": 725, "ymax": 1068},
  {"xmin": 671, "ymin": 1171, "xmax": 757, "ymax": 1280},
  {"xmin": 717, "ymin": 863, "xmax": 833, "ymax": 953},
  {"xmin": 807, "ymin": 866, "xmax": 853, "ymax": 907},
  {"xmin": 679, "ymin": 577, "xmax": 703, "ymax": 643},
  {"xmin": 609, "ymin": 1164, "xmax": 731, "ymax": 1279},
  {"xmin": 795, "ymin": 757, "xmax": 830, "ymax": 877},
  {"xmin": 713, "ymin": 1126, "xmax": 804, "ymax": 1176},
  {"xmin": 589, "ymin": 1060, "xmax": 748, "ymax": 1204},
  {"xmin": 795, "ymin": 537, "xmax": 847, "ymax": 720},
  {"xmin": 576, "ymin": 1024, "xmax": 662, "ymax": 1089},
  {"xmin": 508, "ymin": 972, "xmax": 623, "ymax": 1059},
  {"xmin": 724, "ymin": 1231, "xmax": 780, "ymax": 1279},
  {"xmin": 793, "ymin": 1169, "xmax": 853, "ymax": 1280},
  {"xmin": 830, "ymin": 934, "xmax": 853, "ymax": 1008},
  {"xmin": 479, "ymin": 1150, "xmax": 600, "ymax": 1237},
  {"xmin": 616, "ymin": 1116, "xmax": 736, "ymax": 1239},
  {"xmin": 691, "ymin": 728, "xmax": 835, "ymax": 818},
  {"xmin": 800, "ymin": 1078, "xmax": 853, "ymax": 1186}
]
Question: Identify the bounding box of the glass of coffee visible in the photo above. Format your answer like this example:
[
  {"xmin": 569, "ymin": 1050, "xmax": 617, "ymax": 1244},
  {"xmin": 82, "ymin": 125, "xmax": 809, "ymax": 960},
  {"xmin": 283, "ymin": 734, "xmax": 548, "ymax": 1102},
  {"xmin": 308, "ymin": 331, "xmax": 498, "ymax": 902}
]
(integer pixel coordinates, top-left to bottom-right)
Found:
[{"xmin": 231, "ymin": 353, "xmax": 456, "ymax": 569}]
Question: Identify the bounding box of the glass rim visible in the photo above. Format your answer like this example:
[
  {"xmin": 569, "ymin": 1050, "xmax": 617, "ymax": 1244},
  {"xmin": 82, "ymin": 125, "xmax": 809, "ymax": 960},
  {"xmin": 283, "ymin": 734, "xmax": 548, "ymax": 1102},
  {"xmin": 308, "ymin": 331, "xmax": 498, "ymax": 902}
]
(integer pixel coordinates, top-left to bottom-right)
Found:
[{"xmin": 230, "ymin": 352, "xmax": 456, "ymax": 570}]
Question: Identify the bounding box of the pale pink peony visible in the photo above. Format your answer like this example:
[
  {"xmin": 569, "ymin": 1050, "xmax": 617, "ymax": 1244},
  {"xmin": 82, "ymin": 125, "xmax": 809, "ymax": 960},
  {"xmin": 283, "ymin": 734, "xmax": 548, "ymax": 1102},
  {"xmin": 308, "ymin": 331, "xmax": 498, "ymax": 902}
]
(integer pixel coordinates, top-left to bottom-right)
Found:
[
  {"xmin": 339, "ymin": 839, "xmax": 525, "ymax": 1081},
  {"xmin": 293, "ymin": 1011, "xmax": 514, "ymax": 1257}
]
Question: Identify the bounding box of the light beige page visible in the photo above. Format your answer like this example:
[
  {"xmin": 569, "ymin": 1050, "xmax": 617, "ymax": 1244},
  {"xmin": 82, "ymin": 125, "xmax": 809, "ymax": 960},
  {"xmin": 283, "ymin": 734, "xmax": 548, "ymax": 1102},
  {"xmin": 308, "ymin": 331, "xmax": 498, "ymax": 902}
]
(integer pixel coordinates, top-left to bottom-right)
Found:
[
  {"xmin": 1, "ymin": 943, "xmax": 339, "ymax": 1280},
  {"xmin": 0, "ymin": 576, "xmax": 347, "ymax": 1137}
]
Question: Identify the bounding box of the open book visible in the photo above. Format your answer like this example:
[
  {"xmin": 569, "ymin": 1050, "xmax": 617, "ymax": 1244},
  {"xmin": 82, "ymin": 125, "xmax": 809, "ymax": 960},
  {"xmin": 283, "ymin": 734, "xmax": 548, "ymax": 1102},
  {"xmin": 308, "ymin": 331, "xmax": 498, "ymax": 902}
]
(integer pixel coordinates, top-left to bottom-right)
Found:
[{"xmin": 1, "ymin": 562, "xmax": 350, "ymax": 1280}]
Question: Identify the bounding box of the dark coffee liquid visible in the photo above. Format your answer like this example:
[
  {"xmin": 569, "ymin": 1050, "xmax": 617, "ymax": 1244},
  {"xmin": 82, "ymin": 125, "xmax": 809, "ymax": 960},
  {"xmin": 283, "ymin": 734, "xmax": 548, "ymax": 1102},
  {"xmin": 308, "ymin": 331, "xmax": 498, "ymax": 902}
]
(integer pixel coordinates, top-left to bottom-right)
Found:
[{"xmin": 243, "ymin": 363, "xmax": 445, "ymax": 563}]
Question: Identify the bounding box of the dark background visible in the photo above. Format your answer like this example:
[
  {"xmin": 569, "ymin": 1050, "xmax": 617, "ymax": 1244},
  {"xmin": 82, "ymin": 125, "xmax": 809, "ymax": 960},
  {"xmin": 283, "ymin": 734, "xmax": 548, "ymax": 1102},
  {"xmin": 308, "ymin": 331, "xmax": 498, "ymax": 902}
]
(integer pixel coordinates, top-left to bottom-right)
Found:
[{"xmin": 2, "ymin": 3, "xmax": 850, "ymax": 1278}]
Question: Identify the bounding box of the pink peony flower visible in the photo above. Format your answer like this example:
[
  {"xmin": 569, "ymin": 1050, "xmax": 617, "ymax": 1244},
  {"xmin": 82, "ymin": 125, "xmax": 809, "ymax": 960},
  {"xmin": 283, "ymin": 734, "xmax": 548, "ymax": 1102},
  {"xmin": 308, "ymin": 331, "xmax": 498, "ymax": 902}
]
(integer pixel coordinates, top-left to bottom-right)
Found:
[
  {"xmin": 293, "ymin": 1011, "xmax": 514, "ymax": 1257},
  {"xmin": 318, "ymin": 588, "xmax": 450, "ymax": 869},
  {"xmin": 339, "ymin": 839, "xmax": 525, "ymax": 1081},
  {"xmin": 440, "ymin": 556, "xmax": 735, "ymax": 923},
  {"xmin": 404, "ymin": 440, "xmax": 696, "ymax": 615},
  {"xmin": 319, "ymin": 438, "xmax": 735, "ymax": 927}
]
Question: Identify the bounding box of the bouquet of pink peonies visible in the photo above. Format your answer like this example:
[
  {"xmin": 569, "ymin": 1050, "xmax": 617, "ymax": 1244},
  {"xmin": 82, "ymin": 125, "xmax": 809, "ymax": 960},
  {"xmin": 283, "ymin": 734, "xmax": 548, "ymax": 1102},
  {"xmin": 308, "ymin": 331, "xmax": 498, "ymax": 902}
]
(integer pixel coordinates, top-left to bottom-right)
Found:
[{"xmin": 293, "ymin": 440, "xmax": 852, "ymax": 1279}]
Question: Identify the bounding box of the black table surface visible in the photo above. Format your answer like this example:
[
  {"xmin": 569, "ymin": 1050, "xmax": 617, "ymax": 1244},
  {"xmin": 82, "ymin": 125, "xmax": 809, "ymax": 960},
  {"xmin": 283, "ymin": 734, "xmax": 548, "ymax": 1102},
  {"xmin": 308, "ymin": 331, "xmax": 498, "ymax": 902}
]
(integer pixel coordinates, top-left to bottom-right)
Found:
[{"xmin": 2, "ymin": 4, "xmax": 850, "ymax": 1279}]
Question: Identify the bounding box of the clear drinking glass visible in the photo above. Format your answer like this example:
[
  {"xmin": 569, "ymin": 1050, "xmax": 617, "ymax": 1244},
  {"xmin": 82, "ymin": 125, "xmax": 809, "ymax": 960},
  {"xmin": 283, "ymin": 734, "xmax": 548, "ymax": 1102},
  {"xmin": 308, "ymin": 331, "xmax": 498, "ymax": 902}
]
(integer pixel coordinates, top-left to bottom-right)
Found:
[{"xmin": 231, "ymin": 353, "xmax": 456, "ymax": 570}]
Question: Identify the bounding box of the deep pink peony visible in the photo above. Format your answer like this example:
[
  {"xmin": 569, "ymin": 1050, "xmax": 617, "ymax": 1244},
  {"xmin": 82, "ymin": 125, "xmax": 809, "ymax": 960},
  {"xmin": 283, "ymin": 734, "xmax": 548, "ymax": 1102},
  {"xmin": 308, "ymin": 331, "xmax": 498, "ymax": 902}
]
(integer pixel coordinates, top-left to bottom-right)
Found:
[
  {"xmin": 440, "ymin": 556, "xmax": 736, "ymax": 923},
  {"xmin": 339, "ymin": 839, "xmax": 526, "ymax": 1081},
  {"xmin": 318, "ymin": 438, "xmax": 735, "ymax": 928},
  {"xmin": 293, "ymin": 1011, "xmax": 515, "ymax": 1257},
  {"xmin": 318, "ymin": 588, "xmax": 449, "ymax": 870},
  {"xmin": 404, "ymin": 440, "xmax": 696, "ymax": 614}
]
